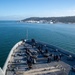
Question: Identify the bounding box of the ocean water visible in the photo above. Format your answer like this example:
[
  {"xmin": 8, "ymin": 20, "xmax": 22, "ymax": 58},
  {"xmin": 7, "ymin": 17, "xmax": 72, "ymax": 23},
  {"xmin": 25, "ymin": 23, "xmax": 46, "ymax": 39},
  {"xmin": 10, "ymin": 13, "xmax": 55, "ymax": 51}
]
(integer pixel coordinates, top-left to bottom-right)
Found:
[{"xmin": 0, "ymin": 21, "xmax": 75, "ymax": 68}]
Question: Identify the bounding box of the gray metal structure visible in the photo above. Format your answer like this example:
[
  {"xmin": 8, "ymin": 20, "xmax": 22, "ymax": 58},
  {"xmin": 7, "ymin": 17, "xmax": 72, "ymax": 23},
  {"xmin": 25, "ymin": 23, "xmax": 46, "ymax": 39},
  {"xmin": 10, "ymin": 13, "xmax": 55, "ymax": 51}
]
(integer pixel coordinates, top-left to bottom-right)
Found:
[{"xmin": 1, "ymin": 39, "xmax": 75, "ymax": 75}]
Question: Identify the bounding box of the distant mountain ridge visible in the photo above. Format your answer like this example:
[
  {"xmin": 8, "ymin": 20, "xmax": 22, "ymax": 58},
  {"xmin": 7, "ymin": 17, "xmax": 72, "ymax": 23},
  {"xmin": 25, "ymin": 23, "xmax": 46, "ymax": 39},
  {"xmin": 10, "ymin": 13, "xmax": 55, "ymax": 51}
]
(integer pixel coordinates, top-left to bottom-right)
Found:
[{"xmin": 21, "ymin": 16, "xmax": 75, "ymax": 24}]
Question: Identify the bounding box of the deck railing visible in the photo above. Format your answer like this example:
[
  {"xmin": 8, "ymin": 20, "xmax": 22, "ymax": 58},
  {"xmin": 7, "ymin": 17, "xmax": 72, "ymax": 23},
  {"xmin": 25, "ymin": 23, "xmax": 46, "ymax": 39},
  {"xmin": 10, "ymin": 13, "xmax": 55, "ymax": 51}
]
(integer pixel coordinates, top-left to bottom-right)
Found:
[{"xmin": 3, "ymin": 41, "xmax": 22, "ymax": 75}]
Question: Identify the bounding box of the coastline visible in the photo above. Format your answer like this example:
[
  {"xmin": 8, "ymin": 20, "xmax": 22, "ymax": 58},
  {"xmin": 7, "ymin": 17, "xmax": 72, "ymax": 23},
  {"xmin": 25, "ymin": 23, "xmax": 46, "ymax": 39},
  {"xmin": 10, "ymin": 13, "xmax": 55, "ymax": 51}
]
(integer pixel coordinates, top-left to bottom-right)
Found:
[{"xmin": 19, "ymin": 21, "xmax": 75, "ymax": 25}]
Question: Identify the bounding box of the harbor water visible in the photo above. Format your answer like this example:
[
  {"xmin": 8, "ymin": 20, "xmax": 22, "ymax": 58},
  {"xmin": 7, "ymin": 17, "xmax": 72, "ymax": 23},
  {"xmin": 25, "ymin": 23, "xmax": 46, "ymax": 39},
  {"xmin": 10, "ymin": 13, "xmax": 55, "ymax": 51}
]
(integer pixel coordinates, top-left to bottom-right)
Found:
[{"xmin": 0, "ymin": 21, "xmax": 75, "ymax": 67}]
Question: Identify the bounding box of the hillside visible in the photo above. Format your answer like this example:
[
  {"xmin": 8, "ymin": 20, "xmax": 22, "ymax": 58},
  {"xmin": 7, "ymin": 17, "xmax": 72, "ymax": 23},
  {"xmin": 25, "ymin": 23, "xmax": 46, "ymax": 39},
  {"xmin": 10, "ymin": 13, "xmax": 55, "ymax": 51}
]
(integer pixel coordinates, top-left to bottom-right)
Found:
[{"xmin": 21, "ymin": 16, "xmax": 75, "ymax": 24}]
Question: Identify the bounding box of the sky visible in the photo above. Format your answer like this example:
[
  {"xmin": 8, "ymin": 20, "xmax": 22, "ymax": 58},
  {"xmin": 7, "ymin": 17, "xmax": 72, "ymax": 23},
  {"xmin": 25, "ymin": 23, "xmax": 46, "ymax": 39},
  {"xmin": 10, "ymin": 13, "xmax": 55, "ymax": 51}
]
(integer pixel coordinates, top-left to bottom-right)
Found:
[{"xmin": 0, "ymin": 0, "xmax": 75, "ymax": 20}]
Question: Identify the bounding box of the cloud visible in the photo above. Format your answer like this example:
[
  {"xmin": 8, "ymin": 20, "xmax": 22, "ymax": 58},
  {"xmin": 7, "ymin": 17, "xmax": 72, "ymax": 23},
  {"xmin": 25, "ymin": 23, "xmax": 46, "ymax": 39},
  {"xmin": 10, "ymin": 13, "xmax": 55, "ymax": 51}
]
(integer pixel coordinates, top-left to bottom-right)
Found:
[{"xmin": 66, "ymin": 9, "xmax": 75, "ymax": 14}]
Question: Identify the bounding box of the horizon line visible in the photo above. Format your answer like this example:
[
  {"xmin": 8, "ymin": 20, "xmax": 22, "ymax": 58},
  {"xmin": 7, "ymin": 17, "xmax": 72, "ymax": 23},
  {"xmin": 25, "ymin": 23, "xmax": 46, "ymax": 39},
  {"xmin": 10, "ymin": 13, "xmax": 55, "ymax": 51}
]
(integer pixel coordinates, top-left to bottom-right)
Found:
[{"xmin": 0, "ymin": 15, "xmax": 75, "ymax": 20}]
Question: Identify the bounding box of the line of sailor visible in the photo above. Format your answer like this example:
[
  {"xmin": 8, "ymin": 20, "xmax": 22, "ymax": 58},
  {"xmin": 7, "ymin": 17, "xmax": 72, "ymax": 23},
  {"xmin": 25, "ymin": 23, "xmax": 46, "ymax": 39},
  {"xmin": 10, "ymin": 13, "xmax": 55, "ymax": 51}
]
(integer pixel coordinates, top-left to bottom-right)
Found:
[
  {"xmin": 25, "ymin": 39, "xmax": 62, "ymax": 69},
  {"xmin": 6, "ymin": 39, "xmax": 74, "ymax": 73}
]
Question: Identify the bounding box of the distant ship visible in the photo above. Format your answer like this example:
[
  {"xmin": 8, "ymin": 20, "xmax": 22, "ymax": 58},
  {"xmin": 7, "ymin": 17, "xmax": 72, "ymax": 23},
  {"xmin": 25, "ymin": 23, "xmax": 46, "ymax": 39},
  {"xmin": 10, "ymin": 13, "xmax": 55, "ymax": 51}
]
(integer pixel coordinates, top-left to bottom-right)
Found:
[{"xmin": 0, "ymin": 39, "xmax": 75, "ymax": 75}]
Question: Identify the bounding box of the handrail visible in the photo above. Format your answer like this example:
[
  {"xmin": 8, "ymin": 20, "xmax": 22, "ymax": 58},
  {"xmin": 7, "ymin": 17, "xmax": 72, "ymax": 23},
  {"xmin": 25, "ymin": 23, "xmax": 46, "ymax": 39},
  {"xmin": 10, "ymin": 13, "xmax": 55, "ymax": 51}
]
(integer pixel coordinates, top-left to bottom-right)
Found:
[
  {"xmin": 0, "ymin": 67, "xmax": 4, "ymax": 75},
  {"xmin": 3, "ymin": 41, "xmax": 22, "ymax": 75},
  {"xmin": 36, "ymin": 40, "xmax": 75, "ymax": 57}
]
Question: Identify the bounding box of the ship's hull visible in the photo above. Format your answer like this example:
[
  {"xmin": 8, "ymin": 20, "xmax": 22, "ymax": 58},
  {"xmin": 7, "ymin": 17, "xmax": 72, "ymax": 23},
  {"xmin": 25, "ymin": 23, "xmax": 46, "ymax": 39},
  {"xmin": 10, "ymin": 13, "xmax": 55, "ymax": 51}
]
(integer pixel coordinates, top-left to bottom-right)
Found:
[{"xmin": 3, "ymin": 41, "xmax": 22, "ymax": 75}]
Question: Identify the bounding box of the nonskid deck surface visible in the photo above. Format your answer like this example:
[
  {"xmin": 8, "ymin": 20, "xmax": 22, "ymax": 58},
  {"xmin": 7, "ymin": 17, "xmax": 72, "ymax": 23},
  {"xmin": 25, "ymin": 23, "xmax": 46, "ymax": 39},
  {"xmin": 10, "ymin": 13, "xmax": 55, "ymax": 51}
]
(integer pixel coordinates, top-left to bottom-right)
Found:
[{"xmin": 5, "ymin": 40, "xmax": 75, "ymax": 75}]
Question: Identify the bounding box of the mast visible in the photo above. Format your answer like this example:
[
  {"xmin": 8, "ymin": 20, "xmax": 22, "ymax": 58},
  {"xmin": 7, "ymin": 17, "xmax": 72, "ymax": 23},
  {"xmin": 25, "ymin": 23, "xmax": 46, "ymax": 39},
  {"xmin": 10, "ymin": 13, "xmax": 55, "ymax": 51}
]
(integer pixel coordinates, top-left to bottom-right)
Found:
[{"xmin": 26, "ymin": 29, "xmax": 28, "ymax": 40}]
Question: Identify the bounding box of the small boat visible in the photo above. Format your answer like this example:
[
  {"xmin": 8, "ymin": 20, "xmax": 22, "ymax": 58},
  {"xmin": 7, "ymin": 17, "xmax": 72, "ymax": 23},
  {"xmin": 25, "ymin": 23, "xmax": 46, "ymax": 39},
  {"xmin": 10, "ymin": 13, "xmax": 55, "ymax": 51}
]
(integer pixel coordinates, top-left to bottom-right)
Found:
[{"xmin": 0, "ymin": 39, "xmax": 75, "ymax": 75}]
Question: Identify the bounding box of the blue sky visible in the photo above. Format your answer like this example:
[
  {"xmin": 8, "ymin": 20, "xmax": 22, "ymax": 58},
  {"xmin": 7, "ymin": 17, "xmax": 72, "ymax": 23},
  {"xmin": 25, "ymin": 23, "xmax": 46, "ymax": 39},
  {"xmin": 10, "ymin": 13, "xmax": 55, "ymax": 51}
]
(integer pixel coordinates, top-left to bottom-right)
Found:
[{"xmin": 0, "ymin": 0, "xmax": 75, "ymax": 20}]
